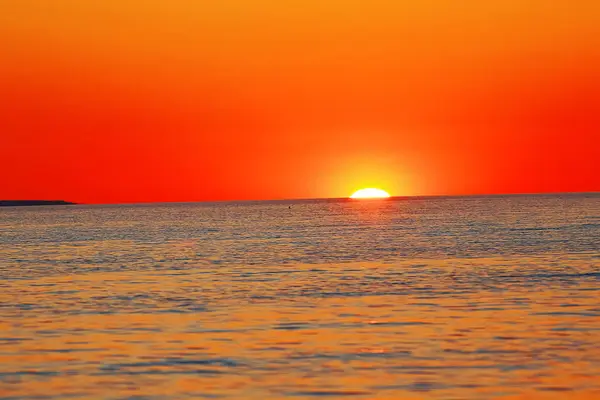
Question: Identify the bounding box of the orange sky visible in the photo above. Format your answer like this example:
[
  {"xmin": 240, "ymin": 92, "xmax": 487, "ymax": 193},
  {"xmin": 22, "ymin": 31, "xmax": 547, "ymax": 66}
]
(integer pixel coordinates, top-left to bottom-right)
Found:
[{"xmin": 1, "ymin": 0, "xmax": 599, "ymax": 203}]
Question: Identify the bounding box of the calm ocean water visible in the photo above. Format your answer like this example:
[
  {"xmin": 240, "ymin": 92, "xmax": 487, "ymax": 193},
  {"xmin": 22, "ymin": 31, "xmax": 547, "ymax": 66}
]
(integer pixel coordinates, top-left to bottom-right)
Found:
[{"xmin": 1, "ymin": 193, "xmax": 599, "ymax": 399}]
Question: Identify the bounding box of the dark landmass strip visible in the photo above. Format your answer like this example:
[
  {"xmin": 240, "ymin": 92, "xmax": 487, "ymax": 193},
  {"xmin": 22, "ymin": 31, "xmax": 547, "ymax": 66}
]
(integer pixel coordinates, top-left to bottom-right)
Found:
[{"xmin": 0, "ymin": 200, "xmax": 76, "ymax": 207}]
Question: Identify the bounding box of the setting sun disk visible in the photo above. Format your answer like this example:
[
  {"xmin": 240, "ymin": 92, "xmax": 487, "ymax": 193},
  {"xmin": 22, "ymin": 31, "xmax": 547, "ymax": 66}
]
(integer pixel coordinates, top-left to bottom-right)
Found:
[{"xmin": 350, "ymin": 188, "xmax": 391, "ymax": 199}]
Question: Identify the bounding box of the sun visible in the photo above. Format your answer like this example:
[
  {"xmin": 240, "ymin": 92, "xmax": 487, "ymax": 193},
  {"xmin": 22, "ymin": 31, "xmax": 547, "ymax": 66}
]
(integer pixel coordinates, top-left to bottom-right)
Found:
[{"xmin": 350, "ymin": 188, "xmax": 391, "ymax": 199}]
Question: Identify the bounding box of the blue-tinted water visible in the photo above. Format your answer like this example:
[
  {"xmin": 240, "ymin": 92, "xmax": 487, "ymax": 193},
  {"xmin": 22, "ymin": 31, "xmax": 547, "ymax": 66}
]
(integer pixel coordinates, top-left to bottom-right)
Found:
[{"xmin": 1, "ymin": 194, "xmax": 599, "ymax": 399}]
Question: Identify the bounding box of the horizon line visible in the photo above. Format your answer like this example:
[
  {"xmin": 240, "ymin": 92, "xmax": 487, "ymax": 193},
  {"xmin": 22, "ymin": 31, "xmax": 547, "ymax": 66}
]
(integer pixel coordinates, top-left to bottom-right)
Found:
[{"xmin": 5, "ymin": 190, "xmax": 598, "ymax": 207}]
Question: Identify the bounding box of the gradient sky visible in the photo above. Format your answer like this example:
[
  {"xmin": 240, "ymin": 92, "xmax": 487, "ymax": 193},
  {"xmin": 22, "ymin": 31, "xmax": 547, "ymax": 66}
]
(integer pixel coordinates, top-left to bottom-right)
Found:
[{"xmin": 1, "ymin": 0, "xmax": 599, "ymax": 203}]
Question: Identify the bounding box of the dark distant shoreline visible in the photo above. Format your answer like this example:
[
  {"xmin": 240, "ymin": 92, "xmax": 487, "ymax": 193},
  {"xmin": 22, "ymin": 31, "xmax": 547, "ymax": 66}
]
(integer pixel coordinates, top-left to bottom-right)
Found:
[{"xmin": 0, "ymin": 200, "xmax": 76, "ymax": 207}]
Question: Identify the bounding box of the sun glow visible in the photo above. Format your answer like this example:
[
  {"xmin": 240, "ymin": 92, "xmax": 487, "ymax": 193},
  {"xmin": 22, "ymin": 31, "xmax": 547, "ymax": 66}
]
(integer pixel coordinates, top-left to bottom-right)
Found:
[{"xmin": 350, "ymin": 188, "xmax": 391, "ymax": 199}]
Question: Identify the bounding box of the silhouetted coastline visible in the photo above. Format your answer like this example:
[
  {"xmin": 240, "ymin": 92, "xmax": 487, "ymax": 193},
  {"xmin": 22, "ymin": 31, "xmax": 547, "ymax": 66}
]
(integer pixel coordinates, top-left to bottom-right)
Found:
[{"xmin": 0, "ymin": 200, "xmax": 76, "ymax": 207}]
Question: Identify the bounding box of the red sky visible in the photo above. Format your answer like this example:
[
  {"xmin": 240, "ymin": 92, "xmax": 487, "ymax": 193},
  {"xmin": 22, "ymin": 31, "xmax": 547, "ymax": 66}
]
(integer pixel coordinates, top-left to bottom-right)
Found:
[{"xmin": 1, "ymin": 0, "xmax": 599, "ymax": 203}]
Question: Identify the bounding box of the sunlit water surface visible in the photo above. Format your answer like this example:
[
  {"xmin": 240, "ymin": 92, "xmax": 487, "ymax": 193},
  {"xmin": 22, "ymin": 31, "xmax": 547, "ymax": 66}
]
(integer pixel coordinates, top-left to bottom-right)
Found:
[{"xmin": 1, "ymin": 194, "xmax": 599, "ymax": 399}]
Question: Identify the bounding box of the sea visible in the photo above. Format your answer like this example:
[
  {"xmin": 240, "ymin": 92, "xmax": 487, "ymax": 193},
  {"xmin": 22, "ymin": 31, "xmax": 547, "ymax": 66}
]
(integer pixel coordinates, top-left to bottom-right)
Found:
[{"xmin": 1, "ymin": 193, "xmax": 599, "ymax": 400}]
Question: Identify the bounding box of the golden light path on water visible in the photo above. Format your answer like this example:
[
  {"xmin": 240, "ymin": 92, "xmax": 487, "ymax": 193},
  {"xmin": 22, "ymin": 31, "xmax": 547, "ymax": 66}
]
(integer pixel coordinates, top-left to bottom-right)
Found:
[{"xmin": 1, "ymin": 256, "xmax": 600, "ymax": 399}]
